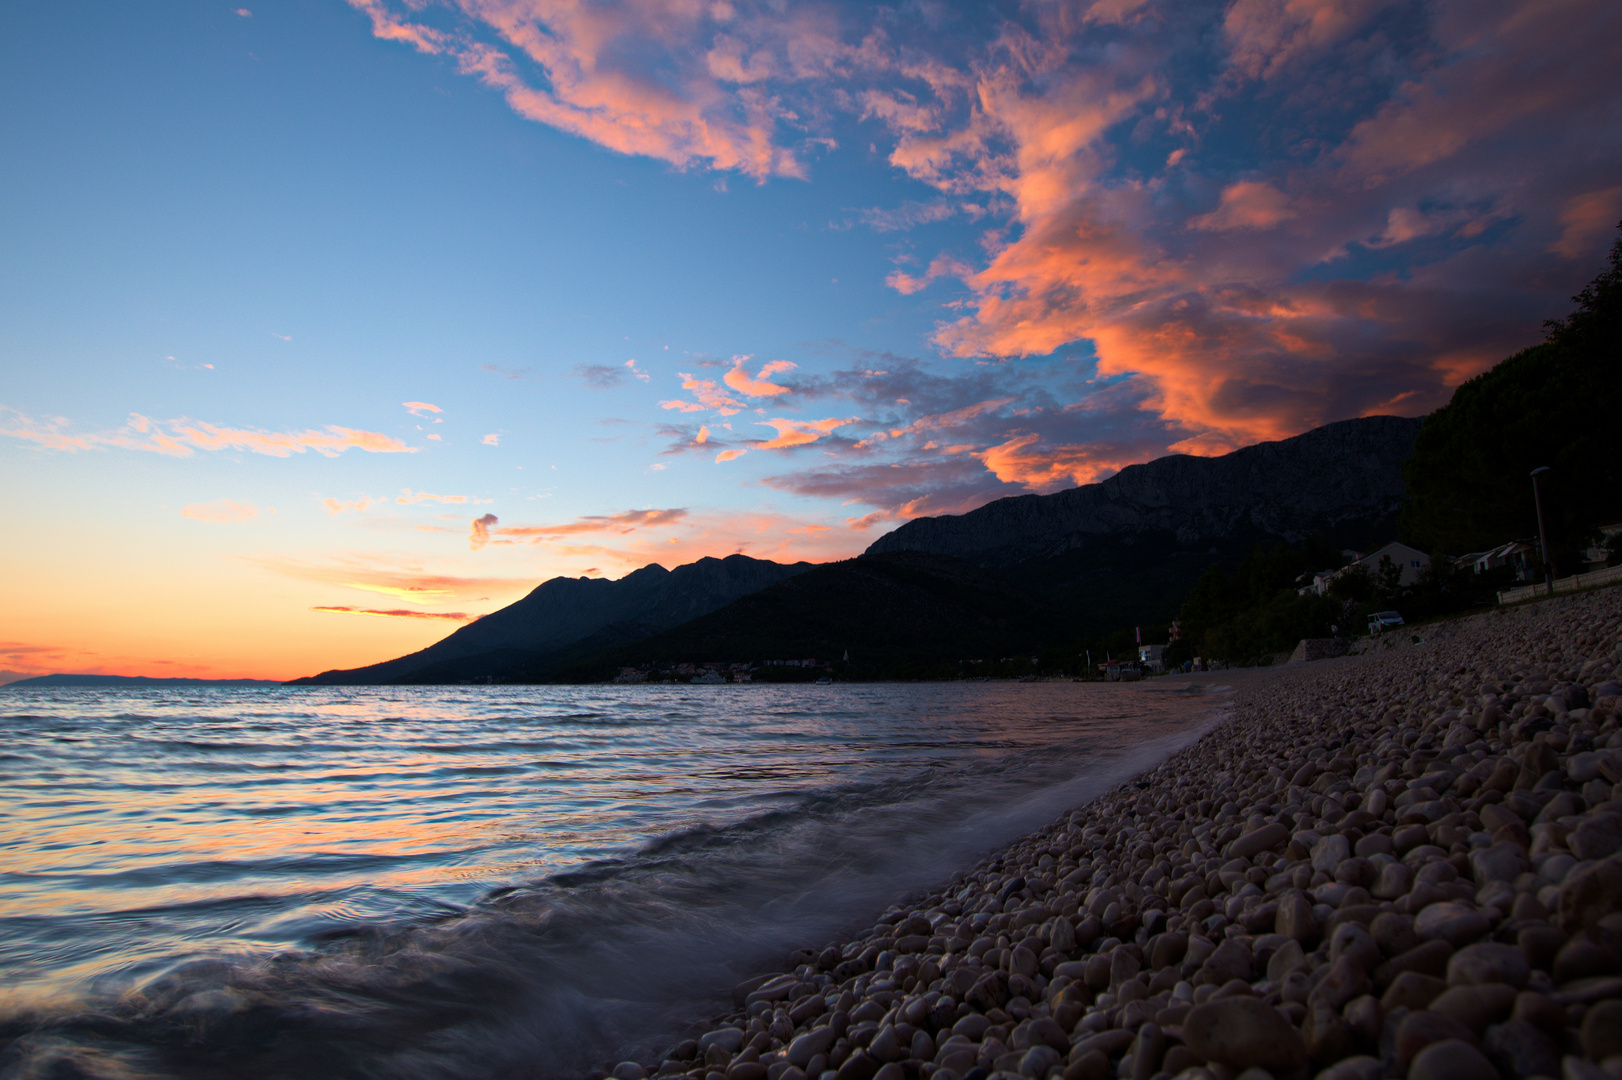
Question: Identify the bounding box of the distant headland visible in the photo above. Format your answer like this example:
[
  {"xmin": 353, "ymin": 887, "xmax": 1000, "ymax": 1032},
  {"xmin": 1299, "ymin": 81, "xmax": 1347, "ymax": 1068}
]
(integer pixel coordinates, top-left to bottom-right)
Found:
[{"xmin": 2, "ymin": 674, "xmax": 281, "ymax": 689}]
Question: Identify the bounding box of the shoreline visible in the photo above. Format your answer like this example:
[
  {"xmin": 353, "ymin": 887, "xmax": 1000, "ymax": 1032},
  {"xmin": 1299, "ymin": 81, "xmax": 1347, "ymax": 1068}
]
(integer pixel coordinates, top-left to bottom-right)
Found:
[{"xmin": 623, "ymin": 587, "xmax": 1622, "ymax": 1080}]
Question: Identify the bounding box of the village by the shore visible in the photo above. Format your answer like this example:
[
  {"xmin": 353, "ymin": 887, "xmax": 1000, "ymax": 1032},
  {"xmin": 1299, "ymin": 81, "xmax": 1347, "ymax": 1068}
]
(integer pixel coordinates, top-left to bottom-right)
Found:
[{"xmin": 612, "ymin": 585, "xmax": 1622, "ymax": 1080}]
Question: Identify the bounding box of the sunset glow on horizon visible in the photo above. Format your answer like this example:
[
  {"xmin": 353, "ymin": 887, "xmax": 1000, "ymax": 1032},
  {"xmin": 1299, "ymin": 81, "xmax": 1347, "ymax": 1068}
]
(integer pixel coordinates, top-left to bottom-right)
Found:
[{"xmin": 3, "ymin": 0, "xmax": 1618, "ymax": 682}]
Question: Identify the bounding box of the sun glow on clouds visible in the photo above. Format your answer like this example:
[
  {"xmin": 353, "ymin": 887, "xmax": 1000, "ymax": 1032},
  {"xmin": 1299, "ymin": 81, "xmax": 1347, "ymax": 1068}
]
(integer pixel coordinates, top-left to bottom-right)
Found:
[{"xmin": 348, "ymin": 0, "xmax": 1622, "ymax": 488}]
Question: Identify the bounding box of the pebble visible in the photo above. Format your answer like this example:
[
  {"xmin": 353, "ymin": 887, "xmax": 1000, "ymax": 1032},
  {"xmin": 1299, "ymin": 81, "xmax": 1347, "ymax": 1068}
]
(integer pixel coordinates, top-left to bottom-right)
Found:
[
  {"xmin": 1183, "ymin": 997, "xmax": 1307, "ymax": 1071},
  {"xmin": 1407, "ymin": 1038, "xmax": 1500, "ymax": 1080},
  {"xmin": 1446, "ymin": 943, "xmax": 1530, "ymax": 989},
  {"xmin": 1581, "ymin": 1000, "xmax": 1622, "ymax": 1060},
  {"xmin": 624, "ymin": 589, "xmax": 1622, "ymax": 1080}
]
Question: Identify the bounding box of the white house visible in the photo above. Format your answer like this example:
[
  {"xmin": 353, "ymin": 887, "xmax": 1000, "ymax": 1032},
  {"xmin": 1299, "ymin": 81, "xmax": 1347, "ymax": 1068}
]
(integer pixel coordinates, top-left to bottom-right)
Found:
[{"xmin": 1354, "ymin": 541, "xmax": 1431, "ymax": 589}]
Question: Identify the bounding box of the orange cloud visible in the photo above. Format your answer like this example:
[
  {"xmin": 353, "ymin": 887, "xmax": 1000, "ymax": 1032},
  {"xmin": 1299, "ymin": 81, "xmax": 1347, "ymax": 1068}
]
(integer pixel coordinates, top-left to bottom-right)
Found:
[
  {"xmin": 715, "ymin": 448, "xmax": 747, "ymax": 462},
  {"xmin": 663, "ymin": 372, "xmax": 746, "ymax": 415},
  {"xmin": 312, "ymin": 606, "xmax": 475, "ymax": 621},
  {"xmin": 723, "ymin": 357, "xmax": 796, "ymax": 397},
  {"xmin": 182, "ymin": 499, "xmax": 259, "ymax": 523},
  {"xmin": 0, "ymin": 408, "xmax": 415, "ymax": 458},
  {"xmin": 695, "ymin": 425, "xmax": 711, "ymax": 445},
  {"xmin": 975, "ymin": 435, "xmax": 1131, "ymax": 492},
  {"xmin": 754, "ymin": 416, "xmax": 854, "ymax": 450}
]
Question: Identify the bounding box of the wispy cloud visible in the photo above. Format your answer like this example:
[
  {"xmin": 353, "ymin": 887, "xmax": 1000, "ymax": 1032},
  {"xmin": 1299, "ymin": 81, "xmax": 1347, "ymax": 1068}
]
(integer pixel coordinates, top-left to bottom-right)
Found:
[
  {"xmin": 312, "ymin": 606, "xmax": 475, "ymax": 621},
  {"xmin": 324, "ymin": 496, "xmax": 385, "ymax": 515},
  {"xmin": 182, "ymin": 498, "xmax": 259, "ymax": 523},
  {"xmin": 474, "ymin": 508, "xmax": 689, "ymax": 547},
  {"xmin": 402, "ymin": 401, "xmax": 443, "ymax": 418},
  {"xmin": 1, "ymin": 407, "xmax": 415, "ymax": 458},
  {"xmin": 242, "ymin": 553, "xmax": 528, "ymax": 604},
  {"xmin": 397, "ymin": 488, "xmax": 487, "ymax": 505}
]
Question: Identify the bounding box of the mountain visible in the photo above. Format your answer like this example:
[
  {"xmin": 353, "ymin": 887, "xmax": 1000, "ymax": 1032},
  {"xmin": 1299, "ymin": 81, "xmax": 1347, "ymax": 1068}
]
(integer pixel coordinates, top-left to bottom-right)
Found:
[
  {"xmin": 542, "ymin": 550, "xmax": 1068, "ymax": 683},
  {"xmin": 2, "ymin": 675, "xmax": 279, "ymax": 688},
  {"xmin": 865, "ymin": 415, "xmax": 1424, "ymax": 632},
  {"xmin": 289, "ymin": 554, "xmax": 814, "ymax": 685}
]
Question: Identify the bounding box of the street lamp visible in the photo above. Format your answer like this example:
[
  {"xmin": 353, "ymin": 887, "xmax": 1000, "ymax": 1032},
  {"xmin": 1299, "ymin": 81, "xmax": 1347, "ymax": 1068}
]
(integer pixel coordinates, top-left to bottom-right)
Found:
[{"xmin": 1531, "ymin": 467, "xmax": 1554, "ymax": 593}]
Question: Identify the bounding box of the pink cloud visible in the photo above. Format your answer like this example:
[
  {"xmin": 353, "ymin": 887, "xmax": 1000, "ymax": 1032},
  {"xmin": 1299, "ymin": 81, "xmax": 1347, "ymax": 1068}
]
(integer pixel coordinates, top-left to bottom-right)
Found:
[
  {"xmin": 1551, "ymin": 187, "xmax": 1622, "ymax": 258},
  {"xmin": 1223, "ymin": 0, "xmax": 1392, "ymax": 81},
  {"xmin": 345, "ymin": 0, "xmax": 820, "ymax": 180},
  {"xmin": 402, "ymin": 401, "xmax": 443, "ymax": 418},
  {"xmin": 715, "ymin": 448, "xmax": 747, "ymax": 462},
  {"xmin": 1187, "ymin": 181, "xmax": 1297, "ymax": 232},
  {"xmin": 487, "ymin": 508, "xmax": 690, "ymax": 542}
]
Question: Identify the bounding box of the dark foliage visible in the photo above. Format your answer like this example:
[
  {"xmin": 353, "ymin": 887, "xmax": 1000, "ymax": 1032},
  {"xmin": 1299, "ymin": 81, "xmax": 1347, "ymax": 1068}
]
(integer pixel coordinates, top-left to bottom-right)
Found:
[{"xmin": 1401, "ymin": 225, "xmax": 1622, "ymax": 569}]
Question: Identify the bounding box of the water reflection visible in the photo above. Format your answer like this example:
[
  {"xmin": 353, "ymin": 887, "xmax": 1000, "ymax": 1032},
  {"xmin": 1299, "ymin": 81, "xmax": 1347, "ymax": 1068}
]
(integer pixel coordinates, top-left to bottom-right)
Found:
[{"xmin": 0, "ymin": 681, "xmax": 1218, "ymax": 1078}]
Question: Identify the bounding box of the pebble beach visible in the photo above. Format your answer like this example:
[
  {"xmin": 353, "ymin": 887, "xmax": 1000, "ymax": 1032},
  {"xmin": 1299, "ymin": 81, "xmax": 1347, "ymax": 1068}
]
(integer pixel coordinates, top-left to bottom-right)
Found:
[{"xmin": 629, "ymin": 586, "xmax": 1622, "ymax": 1080}]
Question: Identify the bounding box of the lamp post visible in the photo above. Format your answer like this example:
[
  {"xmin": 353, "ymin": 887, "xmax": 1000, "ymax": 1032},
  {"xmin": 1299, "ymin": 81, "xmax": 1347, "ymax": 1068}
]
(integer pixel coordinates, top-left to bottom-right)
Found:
[{"xmin": 1531, "ymin": 467, "xmax": 1553, "ymax": 593}]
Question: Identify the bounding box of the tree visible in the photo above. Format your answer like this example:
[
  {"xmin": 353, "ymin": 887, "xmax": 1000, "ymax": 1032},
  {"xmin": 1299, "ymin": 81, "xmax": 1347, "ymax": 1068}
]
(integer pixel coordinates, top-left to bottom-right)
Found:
[{"xmin": 1401, "ymin": 224, "xmax": 1622, "ymax": 564}]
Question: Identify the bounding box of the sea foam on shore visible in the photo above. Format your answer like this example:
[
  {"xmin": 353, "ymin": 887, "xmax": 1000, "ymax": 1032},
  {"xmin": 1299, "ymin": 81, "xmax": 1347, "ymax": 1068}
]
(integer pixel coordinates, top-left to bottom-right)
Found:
[{"xmin": 645, "ymin": 588, "xmax": 1622, "ymax": 1080}]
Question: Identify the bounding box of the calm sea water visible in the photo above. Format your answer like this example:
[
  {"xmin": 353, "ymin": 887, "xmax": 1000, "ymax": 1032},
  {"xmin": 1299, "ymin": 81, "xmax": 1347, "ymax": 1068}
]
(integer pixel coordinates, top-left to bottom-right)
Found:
[{"xmin": 0, "ymin": 681, "xmax": 1220, "ymax": 1079}]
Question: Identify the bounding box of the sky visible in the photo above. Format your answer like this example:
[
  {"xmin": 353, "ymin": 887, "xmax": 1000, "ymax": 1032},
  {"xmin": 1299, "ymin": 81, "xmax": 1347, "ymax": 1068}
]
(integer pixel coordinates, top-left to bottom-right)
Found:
[{"xmin": 1, "ymin": 0, "xmax": 1618, "ymax": 682}]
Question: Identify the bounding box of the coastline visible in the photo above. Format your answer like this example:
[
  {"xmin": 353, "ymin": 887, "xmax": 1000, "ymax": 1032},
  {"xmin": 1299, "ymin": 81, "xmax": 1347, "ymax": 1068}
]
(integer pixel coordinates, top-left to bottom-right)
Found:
[{"xmin": 628, "ymin": 587, "xmax": 1622, "ymax": 1080}]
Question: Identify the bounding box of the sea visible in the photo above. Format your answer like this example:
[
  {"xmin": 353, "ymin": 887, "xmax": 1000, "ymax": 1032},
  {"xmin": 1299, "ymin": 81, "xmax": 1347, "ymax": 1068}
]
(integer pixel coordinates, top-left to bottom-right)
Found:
[{"xmin": 0, "ymin": 681, "xmax": 1222, "ymax": 1080}]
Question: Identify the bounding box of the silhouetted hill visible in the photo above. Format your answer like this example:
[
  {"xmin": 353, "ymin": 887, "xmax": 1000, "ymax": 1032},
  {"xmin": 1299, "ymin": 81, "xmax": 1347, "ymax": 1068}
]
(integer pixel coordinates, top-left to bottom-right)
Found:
[
  {"xmin": 865, "ymin": 415, "xmax": 1423, "ymax": 632},
  {"xmin": 289, "ymin": 554, "xmax": 813, "ymax": 685},
  {"xmin": 538, "ymin": 551, "xmax": 1067, "ymax": 683}
]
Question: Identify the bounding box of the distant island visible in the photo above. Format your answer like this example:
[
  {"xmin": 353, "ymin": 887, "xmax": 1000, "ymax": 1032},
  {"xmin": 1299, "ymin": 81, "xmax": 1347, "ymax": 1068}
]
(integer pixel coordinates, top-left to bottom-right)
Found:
[{"xmin": 2, "ymin": 674, "xmax": 281, "ymax": 689}]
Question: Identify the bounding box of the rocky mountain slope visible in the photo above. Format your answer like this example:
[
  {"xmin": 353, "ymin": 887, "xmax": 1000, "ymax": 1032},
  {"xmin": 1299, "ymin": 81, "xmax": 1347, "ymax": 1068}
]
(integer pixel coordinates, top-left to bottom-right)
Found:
[
  {"xmin": 291, "ymin": 554, "xmax": 813, "ymax": 685},
  {"xmin": 544, "ymin": 551, "xmax": 1067, "ymax": 683},
  {"xmin": 865, "ymin": 415, "xmax": 1424, "ymax": 632}
]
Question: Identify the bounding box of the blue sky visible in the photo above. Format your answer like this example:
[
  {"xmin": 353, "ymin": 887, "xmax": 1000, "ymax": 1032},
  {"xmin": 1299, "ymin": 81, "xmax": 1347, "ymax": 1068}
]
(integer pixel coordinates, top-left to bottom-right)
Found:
[{"xmin": 2, "ymin": 0, "xmax": 1617, "ymax": 680}]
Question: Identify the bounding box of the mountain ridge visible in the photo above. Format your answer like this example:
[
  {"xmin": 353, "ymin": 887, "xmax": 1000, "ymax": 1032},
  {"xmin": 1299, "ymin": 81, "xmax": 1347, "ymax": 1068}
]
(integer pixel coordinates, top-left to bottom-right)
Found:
[
  {"xmin": 866, "ymin": 415, "xmax": 1423, "ymax": 566},
  {"xmin": 290, "ymin": 553, "xmax": 813, "ymax": 685}
]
